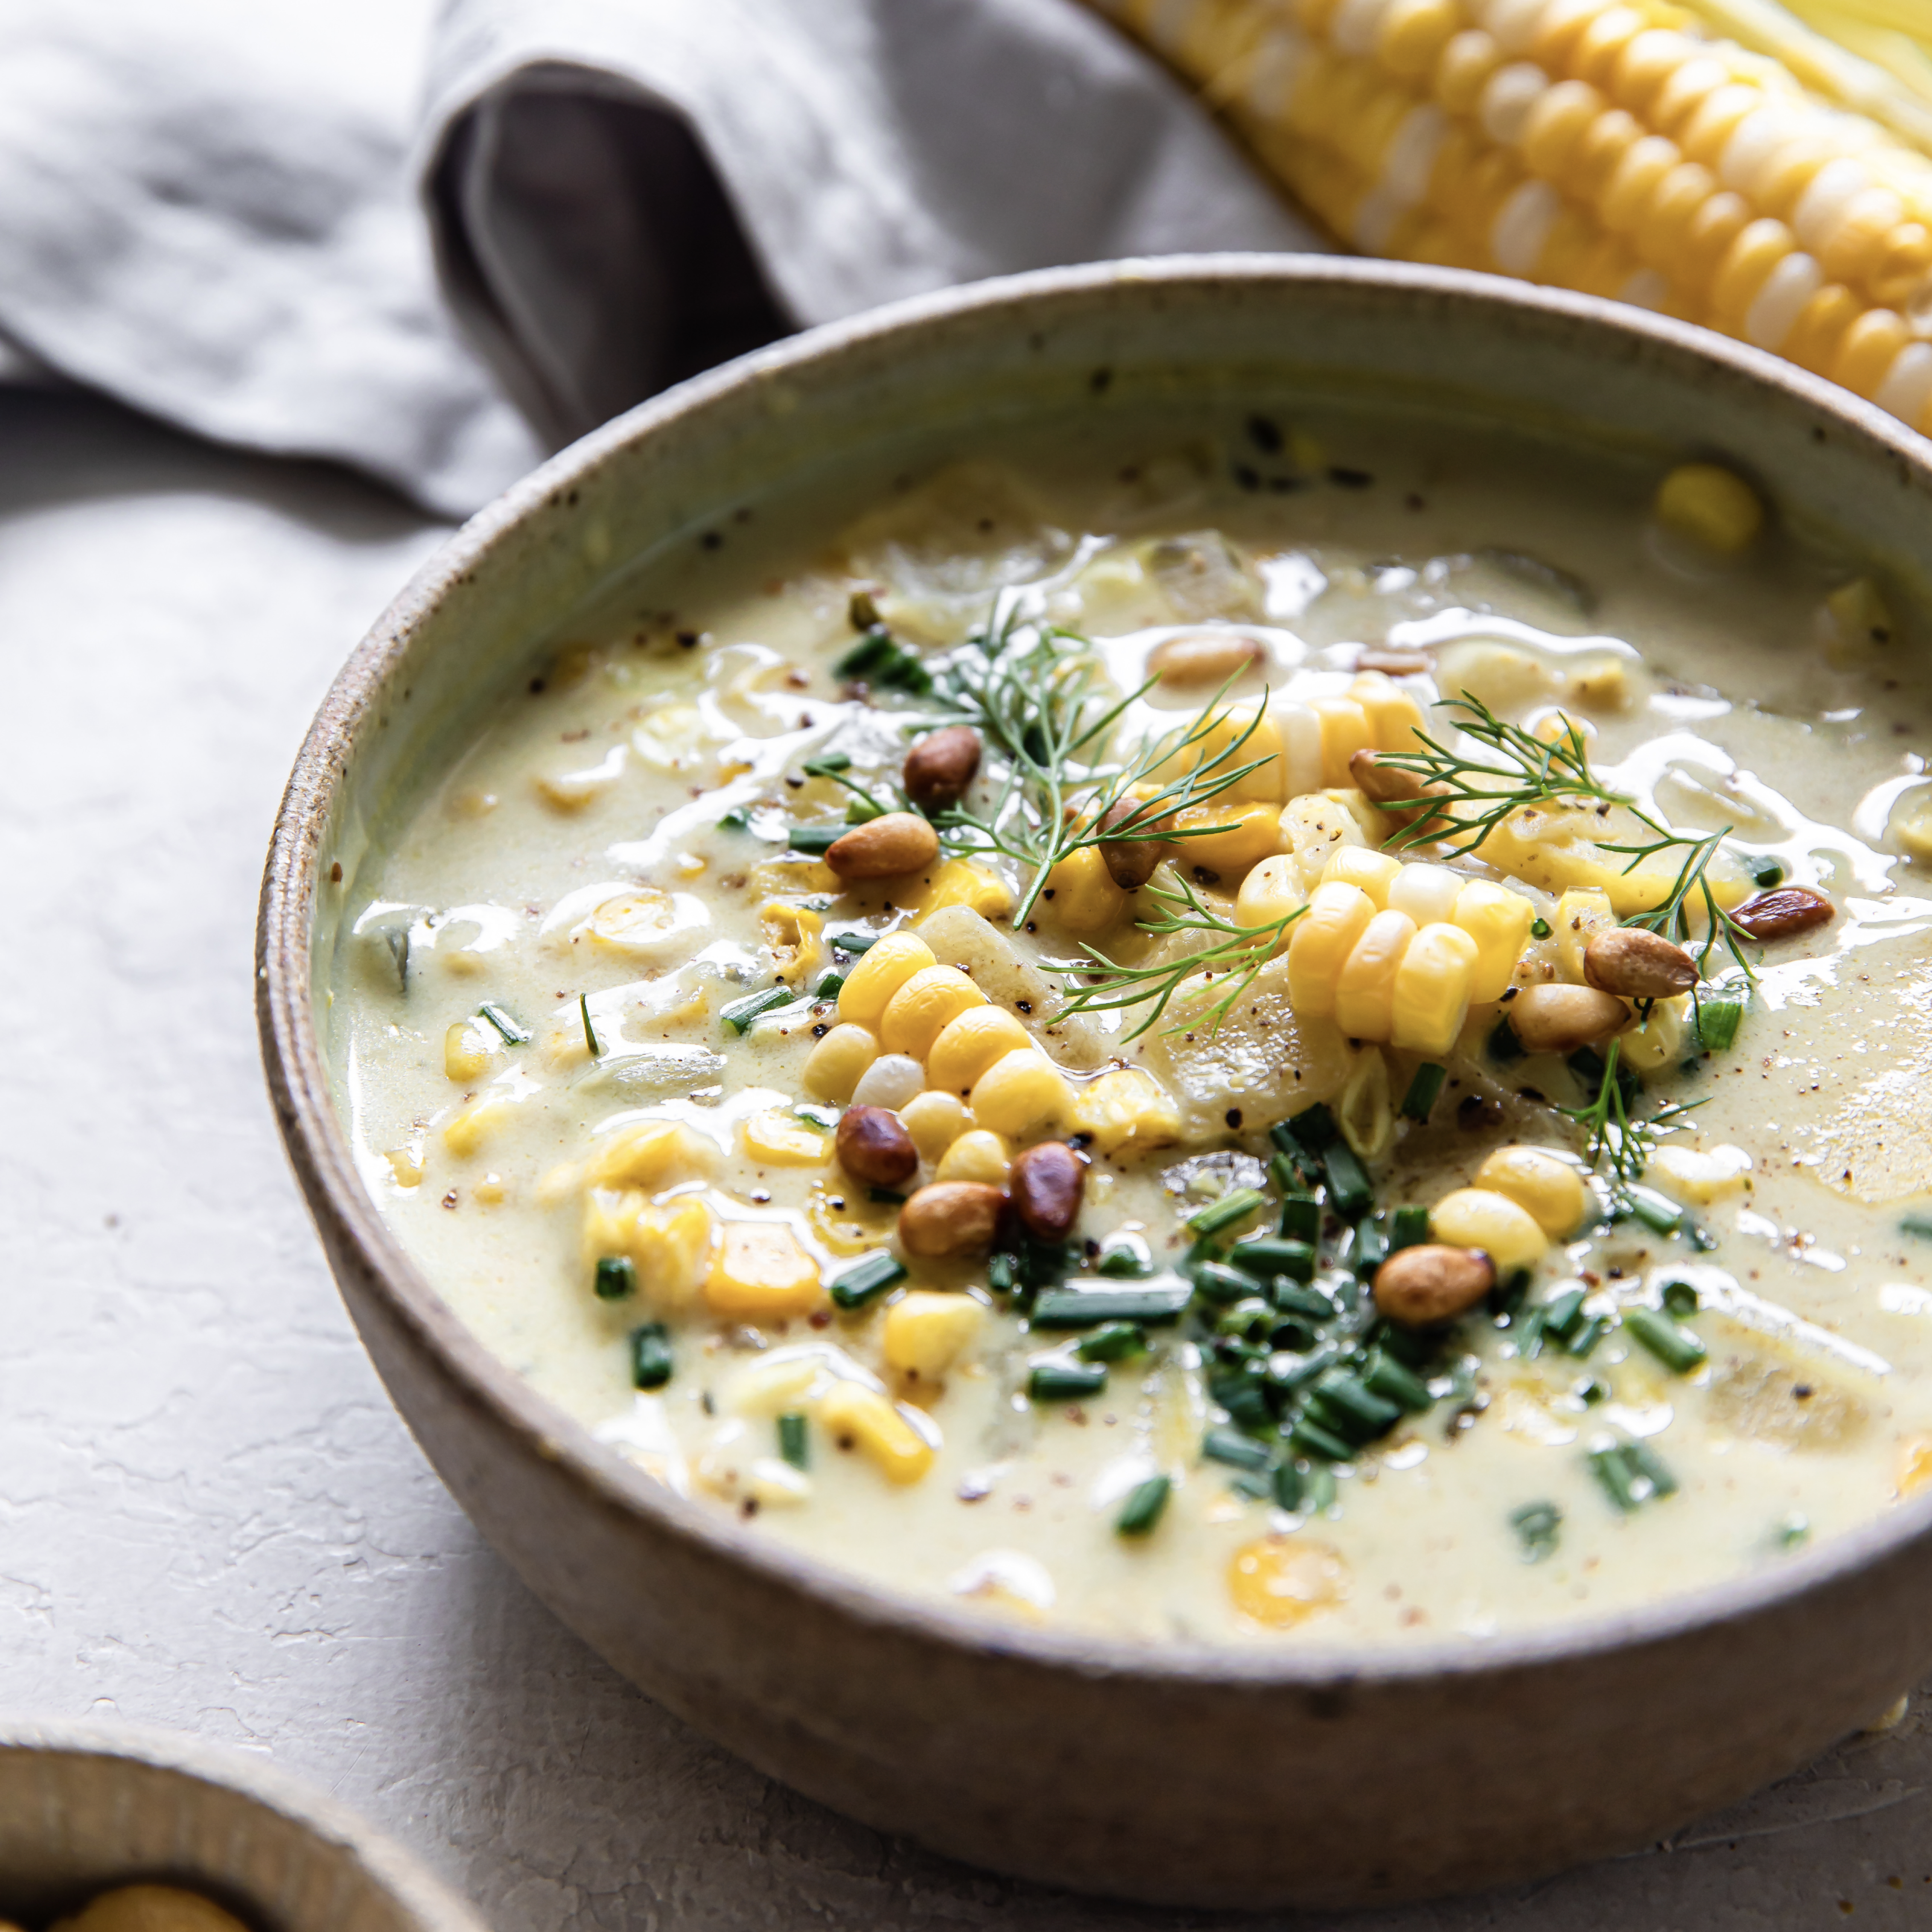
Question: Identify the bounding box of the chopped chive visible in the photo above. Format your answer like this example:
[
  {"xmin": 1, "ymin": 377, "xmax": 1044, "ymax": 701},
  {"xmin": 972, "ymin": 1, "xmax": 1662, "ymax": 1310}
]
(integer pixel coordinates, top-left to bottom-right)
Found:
[
  {"xmin": 1321, "ymin": 1143, "xmax": 1374, "ymax": 1219},
  {"xmin": 1390, "ymin": 1204, "xmax": 1430, "ymax": 1251},
  {"xmin": 1272, "ymin": 1281, "xmax": 1335, "ymax": 1322},
  {"xmin": 1228, "ymin": 1236, "xmax": 1317, "ymax": 1283},
  {"xmin": 1271, "ymin": 1461, "xmax": 1304, "ymax": 1510},
  {"xmin": 383, "ymin": 925, "xmax": 411, "ymax": 993},
  {"xmin": 1116, "ymin": 1473, "xmax": 1171, "ymax": 1536},
  {"xmin": 1278, "ymin": 1193, "xmax": 1321, "ymax": 1244},
  {"xmin": 1215, "ymin": 1297, "xmax": 1276, "ymax": 1341},
  {"xmin": 1510, "ymin": 1499, "xmax": 1562, "ymax": 1562},
  {"xmin": 1287, "ymin": 1103, "xmax": 1338, "ymax": 1149},
  {"xmin": 868, "ymin": 1186, "xmax": 907, "ymax": 1206},
  {"xmin": 1589, "ymin": 1440, "xmax": 1677, "ymax": 1511},
  {"xmin": 778, "ymin": 1412, "xmax": 809, "ymax": 1469},
  {"xmin": 1076, "ymin": 1321, "xmax": 1147, "ymax": 1363},
  {"xmin": 987, "ymin": 1252, "xmax": 1019, "ymax": 1293},
  {"xmin": 826, "ymin": 927, "xmax": 879, "ymax": 955},
  {"xmin": 1531, "ymin": 917, "xmax": 1553, "ymax": 939},
  {"xmin": 1487, "ymin": 1015, "xmax": 1525, "ymax": 1063},
  {"xmin": 594, "ymin": 1255, "xmax": 637, "ymax": 1301},
  {"xmin": 843, "ymin": 796, "xmax": 885, "ymax": 824},
  {"xmin": 1095, "ymin": 1241, "xmax": 1151, "ymax": 1279},
  {"xmin": 1350, "ymin": 1220, "xmax": 1390, "ymax": 1279},
  {"xmin": 1752, "ymin": 859, "xmax": 1785, "ymax": 888},
  {"xmin": 1187, "ymin": 1187, "xmax": 1268, "ymax": 1238},
  {"xmin": 1491, "ymin": 1266, "xmax": 1533, "ymax": 1321},
  {"xmin": 1903, "ymin": 1214, "xmax": 1932, "ymax": 1241},
  {"xmin": 718, "ymin": 807, "xmax": 750, "ymax": 831},
  {"xmin": 1288, "ymin": 1417, "xmax": 1357, "ymax": 1464},
  {"xmin": 476, "ymin": 1002, "xmax": 530, "ymax": 1045},
  {"xmin": 1578, "ymin": 1377, "xmax": 1609, "ymax": 1405},
  {"xmin": 1565, "ymin": 1314, "xmax": 1610, "ymax": 1358},
  {"xmin": 1541, "ymin": 1287, "xmax": 1588, "ymax": 1342},
  {"xmin": 1202, "ymin": 1425, "xmax": 1274, "ymax": 1471},
  {"xmin": 1625, "ymin": 1186, "xmax": 1684, "ymax": 1236},
  {"xmin": 1776, "ymin": 1513, "xmax": 1809, "ymax": 1550},
  {"xmin": 786, "ymin": 824, "xmax": 842, "ymax": 854},
  {"xmin": 720, "ymin": 985, "xmax": 798, "ymax": 1034},
  {"xmin": 1661, "ymin": 1278, "xmax": 1701, "ymax": 1317},
  {"xmin": 1697, "ymin": 998, "xmax": 1744, "ymax": 1053},
  {"xmin": 630, "ymin": 1322, "xmax": 673, "ymax": 1391},
  {"xmin": 803, "ymin": 752, "xmax": 852, "ymax": 775},
  {"xmin": 1625, "ymin": 1307, "xmax": 1707, "ymax": 1375},
  {"xmin": 1029, "ymin": 1362, "xmax": 1107, "ymax": 1402},
  {"xmin": 1190, "ymin": 1260, "xmax": 1260, "ymax": 1306},
  {"xmin": 1305, "ymin": 1369, "xmax": 1403, "ymax": 1442},
  {"xmin": 828, "ymin": 1251, "xmax": 907, "ymax": 1310},
  {"xmin": 815, "ymin": 970, "xmax": 846, "ymax": 999},
  {"xmin": 1400, "ymin": 1062, "xmax": 1447, "ymax": 1121},
  {"xmin": 1625, "ymin": 1439, "xmax": 1678, "ymax": 1498},
  {"xmin": 793, "ymin": 1103, "xmax": 839, "ymax": 1130},
  {"xmin": 1301, "ymin": 1463, "xmax": 1337, "ymax": 1512},
  {"xmin": 1269, "ymin": 1146, "xmax": 1320, "ymax": 1194},
  {"xmin": 1230, "ymin": 1469, "xmax": 1274, "ymax": 1501},
  {"xmin": 1031, "ymin": 1285, "xmax": 1192, "ymax": 1327},
  {"xmin": 833, "ymin": 629, "xmax": 895, "ymax": 679},
  {"xmin": 579, "ymin": 993, "xmax": 602, "ymax": 1058},
  {"xmin": 1361, "ymin": 1350, "xmax": 1434, "ymax": 1413}
]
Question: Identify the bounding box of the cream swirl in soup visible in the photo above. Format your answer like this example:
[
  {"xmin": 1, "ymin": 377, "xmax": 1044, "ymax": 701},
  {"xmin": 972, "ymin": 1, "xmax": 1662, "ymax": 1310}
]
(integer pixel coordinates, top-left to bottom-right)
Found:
[{"xmin": 330, "ymin": 405, "xmax": 1932, "ymax": 1644}]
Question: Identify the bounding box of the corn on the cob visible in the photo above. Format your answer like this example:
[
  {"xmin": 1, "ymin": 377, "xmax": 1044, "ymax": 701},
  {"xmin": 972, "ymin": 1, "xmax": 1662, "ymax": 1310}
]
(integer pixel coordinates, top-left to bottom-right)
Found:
[{"xmin": 1089, "ymin": 0, "xmax": 1932, "ymax": 434}]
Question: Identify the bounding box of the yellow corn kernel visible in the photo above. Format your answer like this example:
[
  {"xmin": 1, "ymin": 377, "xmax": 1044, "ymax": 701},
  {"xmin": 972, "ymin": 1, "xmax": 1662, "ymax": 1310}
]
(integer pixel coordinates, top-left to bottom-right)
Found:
[
  {"xmin": 1634, "ymin": 159, "xmax": 1718, "ymax": 276},
  {"xmin": 1287, "ymin": 881, "xmax": 1377, "ymax": 1019},
  {"xmin": 1821, "ymin": 577, "xmax": 1895, "ymax": 663},
  {"xmin": 635, "ymin": 1198, "xmax": 717, "ymax": 1310},
  {"xmin": 928, "ymin": 1006, "xmax": 1035, "ymax": 1094},
  {"xmin": 705, "ymin": 1222, "xmax": 824, "ymax": 1321},
  {"xmin": 912, "ymin": 858, "xmax": 1015, "ymax": 921},
  {"xmin": 1676, "ymin": 188, "xmax": 1751, "ymax": 297},
  {"xmin": 879, "ymin": 964, "xmax": 989, "ymax": 1059},
  {"xmin": 837, "ymin": 931, "xmax": 938, "ymax": 1028},
  {"xmin": 1157, "ymin": 706, "xmax": 1293, "ymax": 803},
  {"xmin": 1337, "ymin": 1046, "xmax": 1394, "ymax": 1162},
  {"xmin": 1335, "ymin": 907, "xmax": 1418, "ymax": 1040},
  {"xmin": 443, "ymin": 1019, "xmax": 495, "ymax": 1083},
  {"xmin": 1227, "ymin": 1534, "xmax": 1349, "ymax": 1629},
  {"xmin": 1166, "ymin": 801, "xmax": 1284, "ymax": 876},
  {"xmin": 1321, "ymin": 846, "xmax": 1403, "ymax": 906},
  {"xmin": 935, "ymin": 1128, "xmax": 1015, "ymax": 1186},
  {"xmin": 1435, "ymin": 29, "xmax": 1502, "ymax": 114},
  {"xmin": 1833, "ymin": 308, "xmax": 1912, "ymax": 401},
  {"xmin": 884, "ymin": 1290, "xmax": 987, "ymax": 1379},
  {"xmin": 969, "ymin": 1050, "xmax": 1072, "ymax": 1140},
  {"xmin": 900, "ymin": 1089, "xmax": 970, "ymax": 1160},
  {"xmin": 1350, "ymin": 670, "xmax": 1427, "ymax": 753},
  {"xmin": 1648, "ymin": 1141, "xmax": 1752, "ymax": 1203},
  {"xmin": 1452, "ymin": 879, "xmax": 1537, "ymax": 1003},
  {"xmin": 1381, "ymin": 0, "xmax": 1458, "ymax": 79},
  {"xmin": 1618, "ymin": 993, "xmax": 1689, "ymax": 1073},
  {"xmin": 1310, "ymin": 696, "xmax": 1374, "ymax": 788},
  {"xmin": 1042, "ymin": 845, "xmax": 1129, "ymax": 934},
  {"xmin": 1073, "ymin": 1065, "xmax": 1181, "ymax": 1155},
  {"xmin": 1387, "ymin": 861, "xmax": 1463, "ymax": 926},
  {"xmin": 1473, "ymin": 1146, "xmax": 1589, "ymax": 1238},
  {"xmin": 1655, "ymin": 462, "xmax": 1763, "ymax": 555},
  {"xmin": 586, "ymin": 1120, "xmax": 716, "ymax": 1191},
  {"xmin": 442, "ymin": 1096, "xmax": 519, "ymax": 1159},
  {"xmin": 472, "ymin": 1173, "xmax": 507, "ymax": 1206},
  {"xmin": 590, "ymin": 887, "xmax": 680, "ymax": 953},
  {"xmin": 1431, "ymin": 1186, "xmax": 1548, "ymax": 1274},
  {"xmin": 1710, "ymin": 218, "xmax": 1796, "ymax": 332},
  {"xmin": 1552, "ymin": 886, "xmax": 1616, "ymax": 981},
  {"xmin": 741, "ymin": 1108, "xmax": 831, "ymax": 1166},
  {"xmin": 1677, "ymin": 81, "xmax": 1760, "ymax": 170},
  {"xmin": 1485, "ymin": 803, "xmax": 1752, "ymax": 916},
  {"xmin": 818, "ymin": 1380, "xmax": 935, "ymax": 1484},
  {"xmin": 383, "ymin": 1148, "xmax": 423, "ymax": 1188},
  {"xmin": 1390, "ymin": 921, "xmax": 1480, "ymax": 1056},
  {"xmin": 1233, "ymin": 854, "xmax": 1306, "ymax": 940},
  {"xmin": 808, "ymin": 1182, "xmax": 893, "ymax": 1257},
  {"xmin": 759, "ymin": 899, "xmax": 824, "ymax": 984},
  {"xmin": 1521, "ymin": 78, "xmax": 1602, "ymax": 178},
  {"xmin": 1898, "ymin": 1436, "xmax": 1932, "ymax": 1498},
  {"xmin": 1819, "ymin": 187, "xmax": 1910, "ymax": 290},
  {"xmin": 802, "ymin": 1022, "xmax": 880, "ymax": 1103}
]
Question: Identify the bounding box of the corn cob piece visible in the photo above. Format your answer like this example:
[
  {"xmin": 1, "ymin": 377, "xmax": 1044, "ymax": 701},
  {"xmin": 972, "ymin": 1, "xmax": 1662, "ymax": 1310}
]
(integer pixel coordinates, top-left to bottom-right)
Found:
[{"xmin": 1088, "ymin": 0, "xmax": 1932, "ymax": 435}]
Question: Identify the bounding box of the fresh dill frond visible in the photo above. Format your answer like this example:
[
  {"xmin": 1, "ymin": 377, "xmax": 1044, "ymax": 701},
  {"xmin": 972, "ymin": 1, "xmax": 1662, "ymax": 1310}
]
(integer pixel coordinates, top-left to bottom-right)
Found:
[
  {"xmin": 1558, "ymin": 1038, "xmax": 1701, "ymax": 1207},
  {"xmin": 1608, "ymin": 825, "xmax": 1757, "ymax": 983},
  {"xmin": 1057, "ymin": 871, "xmax": 1307, "ymax": 1042}
]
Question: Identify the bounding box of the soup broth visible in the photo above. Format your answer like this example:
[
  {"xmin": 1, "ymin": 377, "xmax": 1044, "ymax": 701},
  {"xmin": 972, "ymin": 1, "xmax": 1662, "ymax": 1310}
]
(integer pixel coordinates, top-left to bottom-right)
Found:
[{"xmin": 329, "ymin": 398, "xmax": 1932, "ymax": 1645}]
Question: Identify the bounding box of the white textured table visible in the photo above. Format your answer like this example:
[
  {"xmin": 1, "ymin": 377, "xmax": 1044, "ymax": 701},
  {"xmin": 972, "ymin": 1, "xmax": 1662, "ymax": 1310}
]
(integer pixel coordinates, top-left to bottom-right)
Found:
[{"xmin": 4, "ymin": 386, "xmax": 1930, "ymax": 1929}]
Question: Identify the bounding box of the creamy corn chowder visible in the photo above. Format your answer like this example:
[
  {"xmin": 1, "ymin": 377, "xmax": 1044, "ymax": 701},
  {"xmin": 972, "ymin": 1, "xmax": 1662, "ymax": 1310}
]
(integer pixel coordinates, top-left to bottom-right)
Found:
[{"xmin": 331, "ymin": 402, "xmax": 1932, "ymax": 1646}]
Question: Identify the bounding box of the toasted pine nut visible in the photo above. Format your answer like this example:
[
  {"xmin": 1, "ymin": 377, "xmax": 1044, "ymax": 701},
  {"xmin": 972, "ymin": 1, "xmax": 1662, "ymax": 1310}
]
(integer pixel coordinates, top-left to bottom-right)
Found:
[
  {"xmin": 898, "ymin": 1181, "xmax": 1005, "ymax": 1258},
  {"xmin": 1147, "ymin": 632, "xmax": 1266, "ymax": 686},
  {"xmin": 826, "ymin": 811, "xmax": 940, "ymax": 880},
  {"xmin": 1583, "ymin": 926, "xmax": 1698, "ymax": 998},
  {"xmin": 902, "ymin": 726, "xmax": 982, "ymax": 810},
  {"xmin": 1009, "ymin": 1141, "xmax": 1086, "ymax": 1241},
  {"xmin": 1372, "ymin": 1243, "xmax": 1497, "ymax": 1326},
  {"xmin": 835, "ymin": 1105, "xmax": 919, "ymax": 1187},
  {"xmin": 1731, "ymin": 885, "xmax": 1834, "ymax": 940},
  {"xmin": 1097, "ymin": 796, "xmax": 1167, "ymax": 890}
]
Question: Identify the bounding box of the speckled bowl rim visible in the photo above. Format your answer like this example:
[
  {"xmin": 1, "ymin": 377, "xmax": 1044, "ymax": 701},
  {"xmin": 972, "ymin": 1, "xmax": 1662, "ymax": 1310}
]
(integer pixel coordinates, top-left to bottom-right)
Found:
[
  {"xmin": 259, "ymin": 253, "xmax": 1932, "ymax": 1692},
  {"xmin": 0, "ymin": 1716, "xmax": 489, "ymax": 1929}
]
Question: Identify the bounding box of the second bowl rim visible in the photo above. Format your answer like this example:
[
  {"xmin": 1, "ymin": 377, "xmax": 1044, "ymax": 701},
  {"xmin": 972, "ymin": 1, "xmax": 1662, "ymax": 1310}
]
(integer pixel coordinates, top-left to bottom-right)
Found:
[{"xmin": 257, "ymin": 251, "xmax": 1932, "ymax": 1692}]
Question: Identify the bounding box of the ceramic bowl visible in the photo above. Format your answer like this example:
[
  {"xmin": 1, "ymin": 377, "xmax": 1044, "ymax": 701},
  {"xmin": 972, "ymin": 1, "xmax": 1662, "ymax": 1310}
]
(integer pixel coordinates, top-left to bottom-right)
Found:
[
  {"xmin": 0, "ymin": 1719, "xmax": 486, "ymax": 1930},
  {"xmin": 256, "ymin": 257, "xmax": 1932, "ymax": 1909}
]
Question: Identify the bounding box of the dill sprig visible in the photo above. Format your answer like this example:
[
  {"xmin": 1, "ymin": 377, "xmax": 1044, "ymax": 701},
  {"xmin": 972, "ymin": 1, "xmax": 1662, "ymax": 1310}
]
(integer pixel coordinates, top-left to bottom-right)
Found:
[
  {"xmin": 1057, "ymin": 871, "xmax": 1307, "ymax": 1042},
  {"xmin": 932, "ymin": 602, "xmax": 1269, "ymax": 922},
  {"xmin": 1608, "ymin": 825, "xmax": 1756, "ymax": 983},
  {"xmin": 1559, "ymin": 1038, "xmax": 1701, "ymax": 1207}
]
